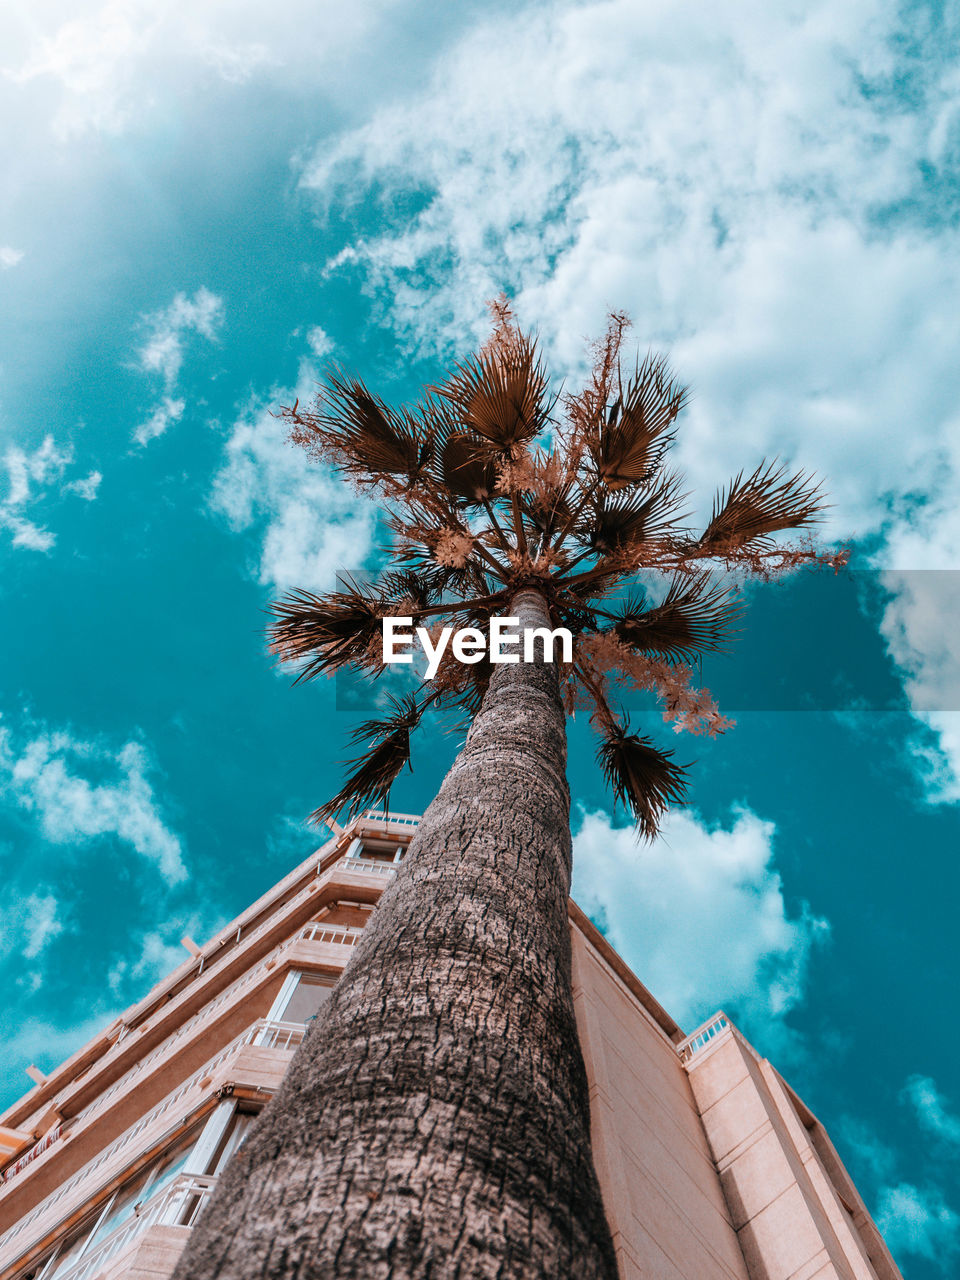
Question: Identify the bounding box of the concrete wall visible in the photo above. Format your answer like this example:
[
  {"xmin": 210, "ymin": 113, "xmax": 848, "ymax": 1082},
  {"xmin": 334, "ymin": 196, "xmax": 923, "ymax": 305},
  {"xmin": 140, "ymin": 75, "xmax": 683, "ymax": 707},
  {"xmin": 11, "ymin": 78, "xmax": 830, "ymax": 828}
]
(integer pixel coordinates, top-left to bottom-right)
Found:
[
  {"xmin": 572, "ymin": 925, "xmax": 750, "ymax": 1280},
  {"xmin": 685, "ymin": 1028, "xmax": 901, "ymax": 1280}
]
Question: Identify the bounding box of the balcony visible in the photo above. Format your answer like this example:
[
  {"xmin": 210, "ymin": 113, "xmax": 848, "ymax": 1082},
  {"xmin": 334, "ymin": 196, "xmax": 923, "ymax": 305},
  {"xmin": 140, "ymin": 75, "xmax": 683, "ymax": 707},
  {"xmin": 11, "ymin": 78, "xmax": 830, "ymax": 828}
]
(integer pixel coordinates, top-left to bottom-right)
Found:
[
  {"xmin": 676, "ymin": 1011, "xmax": 764, "ymax": 1067},
  {"xmin": 676, "ymin": 1013, "xmax": 730, "ymax": 1063},
  {"xmin": 52, "ymin": 1172, "xmax": 217, "ymax": 1280},
  {"xmin": 0, "ymin": 1019, "xmax": 302, "ymax": 1267}
]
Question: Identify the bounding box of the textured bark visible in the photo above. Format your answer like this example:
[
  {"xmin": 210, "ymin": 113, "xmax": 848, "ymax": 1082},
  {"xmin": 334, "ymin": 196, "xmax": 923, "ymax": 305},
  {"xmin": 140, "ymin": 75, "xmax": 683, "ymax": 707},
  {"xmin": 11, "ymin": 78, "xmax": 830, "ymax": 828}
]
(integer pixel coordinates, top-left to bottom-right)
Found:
[{"xmin": 173, "ymin": 590, "xmax": 619, "ymax": 1280}]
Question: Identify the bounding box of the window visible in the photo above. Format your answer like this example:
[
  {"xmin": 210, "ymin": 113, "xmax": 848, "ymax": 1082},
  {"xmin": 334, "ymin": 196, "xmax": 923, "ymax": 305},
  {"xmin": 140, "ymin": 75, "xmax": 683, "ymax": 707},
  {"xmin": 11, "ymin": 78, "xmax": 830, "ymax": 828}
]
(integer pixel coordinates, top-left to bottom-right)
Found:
[
  {"xmin": 276, "ymin": 973, "xmax": 333, "ymax": 1024},
  {"xmin": 350, "ymin": 836, "xmax": 405, "ymax": 863},
  {"xmin": 208, "ymin": 1110, "xmax": 256, "ymax": 1176},
  {"xmin": 19, "ymin": 1104, "xmax": 261, "ymax": 1280}
]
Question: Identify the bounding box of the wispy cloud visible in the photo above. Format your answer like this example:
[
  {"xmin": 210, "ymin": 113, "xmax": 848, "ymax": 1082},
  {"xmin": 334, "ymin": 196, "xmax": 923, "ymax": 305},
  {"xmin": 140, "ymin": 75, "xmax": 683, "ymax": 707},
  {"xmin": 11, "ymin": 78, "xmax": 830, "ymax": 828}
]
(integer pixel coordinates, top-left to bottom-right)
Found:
[
  {"xmin": 842, "ymin": 1076, "xmax": 960, "ymax": 1272},
  {"xmin": 209, "ymin": 364, "xmax": 376, "ymax": 592},
  {"xmin": 134, "ymin": 287, "xmax": 224, "ymax": 445},
  {"xmin": 0, "ymin": 1012, "xmax": 123, "ymax": 1084},
  {"xmin": 305, "ymin": 325, "xmax": 334, "ymax": 359},
  {"xmin": 878, "ymin": 567, "xmax": 960, "ymax": 803},
  {"xmin": 904, "ymin": 1074, "xmax": 960, "ymax": 1148},
  {"xmin": 0, "ymin": 434, "xmax": 100, "ymax": 552},
  {"xmin": 106, "ymin": 908, "xmax": 225, "ymax": 997},
  {"xmin": 21, "ymin": 892, "xmax": 64, "ymax": 960},
  {"xmin": 876, "ymin": 1182, "xmax": 960, "ymax": 1266},
  {"xmin": 63, "ymin": 469, "xmax": 102, "ymax": 501},
  {"xmin": 0, "ymin": 888, "xmax": 65, "ymax": 966},
  {"xmin": 0, "ymin": 246, "xmax": 24, "ymax": 269},
  {"xmin": 0, "ymin": 718, "xmax": 187, "ymax": 885},
  {"xmin": 571, "ymin": 806, "xmax": 828, "ymax": 1035},
  {"xmin": 134, "ymin": 396, "xmax": 186, "ymax": 447},
  {"xmin": 4, "ymin": 0, "xmax": 404, "ymax": 140}
]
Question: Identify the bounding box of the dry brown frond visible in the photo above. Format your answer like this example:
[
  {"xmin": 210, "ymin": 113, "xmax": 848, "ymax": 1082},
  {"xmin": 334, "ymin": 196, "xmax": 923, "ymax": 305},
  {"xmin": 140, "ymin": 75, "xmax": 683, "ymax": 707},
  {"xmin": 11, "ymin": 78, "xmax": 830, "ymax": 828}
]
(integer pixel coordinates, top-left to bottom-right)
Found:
[
  {"xmin": 440, "ymin": 431, "xmax": 498, "ymax": 503},
  {"xmin": 295, "ymin": 371, "xmax": 430, "ymax": 487},
  {"xmin": 267, "ymin": 582, "xmax": 385, "ymax": 681},
  {"xmin": 587, "ymin": 353, "xmax": 687, "ymax": 490},
  {"xmin": 697, "ymin": 460, "xmax": 824, "ymax": 555},
  {"xmin": 310, "ymin": 695, "xmax": 422, "ymax": 827},
  {"xmin": 613, "ymin": 573, "xmax": 743, "ymax": 661},
  {"xmin": 597, "ymin": 720, "xmax": 689, "ymax": 840},
  {"xmin": 576, "ymin": 472, "xmax": 687, "ymax": 557},
  {"xmin": 439, "ymin": 334, "xmax": 551, "ymax": 450}
]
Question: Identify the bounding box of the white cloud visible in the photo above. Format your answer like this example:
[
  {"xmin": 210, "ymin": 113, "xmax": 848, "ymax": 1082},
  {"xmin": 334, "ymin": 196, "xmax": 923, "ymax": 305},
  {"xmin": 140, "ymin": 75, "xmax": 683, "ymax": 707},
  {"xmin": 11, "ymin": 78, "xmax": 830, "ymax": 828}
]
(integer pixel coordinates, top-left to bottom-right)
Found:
[
  {"xmin": 209, "ymin": 365, "xmax": 376, "ymax": 592},
  {"xmin": 3, "ymin": 0, "xmax": 410, "ymax": 141},
  {"xmin": 876, "ymin": 566, "xmax": 960, "ymax": 803},
  {"xmin": 0, "ymin": 720, "xmax": 187, "ymax": 885},
  {"xmin": 0, "ymin": 434, "xmax": 94, "ymax": 552},
  {"xmin": 571, "ymin": 806, "xmax": 828, "ymax": 1032},
  {"xmin": 63, "ymin": 468, "xmax": 102, "ymax": 500},
  {"xmin": 133, "ymin": 287, "xmax": 223, "ymax": 444},
  {"xmin": 134, "ymin": 396, "xmax": 186, "ymax": 447},
  {"xmin": 305, "ymin": 325, "xmax": 333, "ymax": 359},
  {"xmin": 21, "ymin": 893, "xmax": 64, "ymax": 959},
  {"xmin": 876, "ymin": 1182, "xmax": 960, "ymax": 1265},
  {"xmin": 3, "ymin": 435, "xmax": 72, "ymax": 506},
  {"xmin": 903, "ymin": 1074, "xmax": 960, "ymax": 1147},
  {"xmin": 0, "ymin": 514, "xmax": 56, "ymax": 553},
  {"xmin": 312, "ymin": 325, "xmax": 337, "ymax": 360},
  {"xmin": 0, "ymin": 888, "xmax": 65, "ymax": 966},
  {"xmin": 0, "ymin": 246, "xmax": 24, "ymax": 268},
  {"xmin": 107, "ymin": 912, "xmax": 218, "ymax": 994},
  {"xmin": 0, "ymin": 1012, "xmax": 122, "ymax": 1082},
  {"xmin": 138, "ymin": 287, "xmax": 224, "ymax": 386}
]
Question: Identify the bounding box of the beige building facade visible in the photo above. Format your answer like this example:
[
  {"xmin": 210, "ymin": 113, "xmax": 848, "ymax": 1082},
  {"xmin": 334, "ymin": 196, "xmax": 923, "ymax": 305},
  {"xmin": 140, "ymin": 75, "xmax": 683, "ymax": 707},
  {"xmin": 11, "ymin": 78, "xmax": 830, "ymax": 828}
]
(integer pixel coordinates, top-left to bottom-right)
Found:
[{"xmin": 0, "ymin": 812, "xmax": 902, "ymax": 1280}]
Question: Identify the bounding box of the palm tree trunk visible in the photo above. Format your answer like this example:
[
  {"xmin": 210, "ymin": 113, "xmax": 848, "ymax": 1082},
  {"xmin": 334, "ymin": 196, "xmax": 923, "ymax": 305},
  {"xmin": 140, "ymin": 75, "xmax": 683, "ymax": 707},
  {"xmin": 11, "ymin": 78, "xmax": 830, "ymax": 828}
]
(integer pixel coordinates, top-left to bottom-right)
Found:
[{"xmin": 173, "ymin": 588, "xmax": 619, "ymax": 1280}]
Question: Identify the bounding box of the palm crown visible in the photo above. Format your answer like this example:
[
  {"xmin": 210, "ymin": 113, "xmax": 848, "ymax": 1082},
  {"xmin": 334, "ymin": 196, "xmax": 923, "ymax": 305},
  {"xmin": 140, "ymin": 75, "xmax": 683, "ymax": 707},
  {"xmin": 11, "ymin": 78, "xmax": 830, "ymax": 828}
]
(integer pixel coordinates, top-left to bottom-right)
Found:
[{"xmin": 269, "ymin": 302, "xmax": 840, "ymax": 838}]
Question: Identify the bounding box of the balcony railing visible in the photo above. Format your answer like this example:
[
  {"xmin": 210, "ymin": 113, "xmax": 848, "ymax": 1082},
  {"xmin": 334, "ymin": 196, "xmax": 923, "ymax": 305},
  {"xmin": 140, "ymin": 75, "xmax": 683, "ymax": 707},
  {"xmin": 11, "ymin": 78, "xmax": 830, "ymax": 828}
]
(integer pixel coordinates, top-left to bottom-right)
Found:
[
  {"xmin": 9, "ymin": 854, "xmax": 388, "ymax": 1179},
  {"xmin": 2, "ymin": 1125, "xmax": 61, "ymax": 1184},
  {"xmin": 677, "ymin": 1013, "xmax": 730, "ymax": 1063},
  {"xmin": 299, "ymin": 922, "xmax": 365, "ymax": 946},
  {"xmin": 53, "ymin": 1172, "xmax": 218, "ymax": 1280},
  {"xmin": 253, "ymin": 1019, "xmax": 307, "ymax": 1052},
  {"xmin": 341, "ymin": 856, "xmax": 398, "ymax": 877},
  {"xmin": 362, "ymin": 810, "xmax": 420, "ymax": 828},
  {"xmin": 0, "ymin": 1018, "xmax": 296, "ymax": 1259},
  {"xmin": 0, "ymin": 849, "xmax": 394, "ymax": 1201}
]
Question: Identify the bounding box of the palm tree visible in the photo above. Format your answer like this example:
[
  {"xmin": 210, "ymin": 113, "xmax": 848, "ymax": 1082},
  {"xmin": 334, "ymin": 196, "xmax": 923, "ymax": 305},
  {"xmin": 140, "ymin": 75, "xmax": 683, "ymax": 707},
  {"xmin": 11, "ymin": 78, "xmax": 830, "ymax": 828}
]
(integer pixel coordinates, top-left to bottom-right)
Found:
[{"xmin": 175, "ymin": 303, "xmax": 840, "ymax": 1280}]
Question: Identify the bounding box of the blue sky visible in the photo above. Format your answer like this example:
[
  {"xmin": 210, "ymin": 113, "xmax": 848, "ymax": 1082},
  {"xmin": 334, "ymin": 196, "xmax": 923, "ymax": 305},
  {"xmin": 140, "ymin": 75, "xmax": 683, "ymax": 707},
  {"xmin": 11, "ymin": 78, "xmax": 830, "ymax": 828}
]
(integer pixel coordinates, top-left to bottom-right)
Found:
[{"xmin": 2, "ymin": 1, "xmax": 960, "ymax": 1272}]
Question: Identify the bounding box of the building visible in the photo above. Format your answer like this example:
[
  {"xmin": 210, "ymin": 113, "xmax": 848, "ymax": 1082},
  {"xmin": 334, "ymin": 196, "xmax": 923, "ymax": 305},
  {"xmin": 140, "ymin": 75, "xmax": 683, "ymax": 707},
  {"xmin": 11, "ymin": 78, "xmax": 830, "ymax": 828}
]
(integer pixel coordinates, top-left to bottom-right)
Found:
[{"xmin": 0, "ymin": 811, "xmax": 902, "ymax": 1280}]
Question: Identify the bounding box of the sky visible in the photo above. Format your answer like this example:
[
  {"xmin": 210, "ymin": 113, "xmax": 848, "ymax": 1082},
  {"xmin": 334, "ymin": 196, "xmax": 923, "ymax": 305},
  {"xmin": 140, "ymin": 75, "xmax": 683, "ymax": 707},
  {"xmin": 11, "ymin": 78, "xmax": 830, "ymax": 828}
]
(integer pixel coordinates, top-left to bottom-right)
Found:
[{"xmin": 1, "ymin": 0, "xmax": 959, "ymax": 1272}]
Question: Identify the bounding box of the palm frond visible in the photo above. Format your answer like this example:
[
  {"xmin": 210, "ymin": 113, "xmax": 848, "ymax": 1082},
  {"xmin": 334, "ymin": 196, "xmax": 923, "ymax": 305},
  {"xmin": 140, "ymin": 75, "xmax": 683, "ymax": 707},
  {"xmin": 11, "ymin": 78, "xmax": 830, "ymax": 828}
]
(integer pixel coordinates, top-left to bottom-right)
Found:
[
  {"xmin": 311, "ymin": 694, "xmax": 423, "ymax": 827},
  {"xmin": 267, "ymin": 580, "xmax": 384, "ymax": 681},
  {"xmin": 377, "ymin": 567, "xmax": 447, "ymax": 612},
  {"xmin": 441, "ymin": 431, "xmax": 498, "ymax": 503},
  {"xmin": 613, "ymin": 573, "xmax": 742, "ymax": 661},
  {"xmin": 597, "ymin": 720, "xmax": 689, "ymax": 839},
  {"xmin": 293, "ymin": 371, "xmax": 431, "ymax": 485},
  {"xmin": 438, "ymin": 333, "xmax": 551, "ymax": 449},
  {"xmin": 588, "ymin": 353, "xmax": 687, "ymax": 490},
  {"xmin": 576, "ymin": 472, "xmax": 686, "ymax": 555},
  {"xmin": 697, "ymin": 461, "xmax": 824, "ymax": 554}
]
